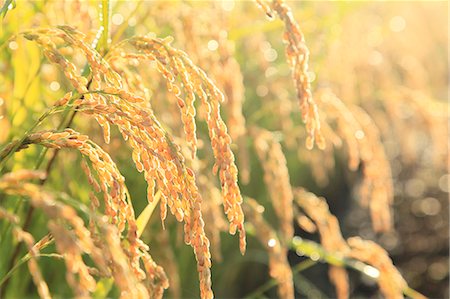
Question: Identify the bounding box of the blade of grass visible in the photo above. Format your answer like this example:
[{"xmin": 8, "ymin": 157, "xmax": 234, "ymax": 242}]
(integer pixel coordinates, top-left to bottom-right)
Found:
[
  {"xmin": 0, "ymin": 253, "xmax": 61, "ymax": 287},
  {"xmin": 99, "ymin": 0, "xmax": 111, "ymax": 52},
  {"xmin": 244, "ymin": 259, "xmax": 317, "ymax": 299},
  {"xmin": 136, "ymin": 190, "xmax": 161, "ymax": 238}
]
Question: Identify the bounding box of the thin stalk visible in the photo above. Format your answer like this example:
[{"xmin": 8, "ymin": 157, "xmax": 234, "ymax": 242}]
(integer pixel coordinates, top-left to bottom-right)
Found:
[
  {"xmin": 0, "ymin": 108, "xmax": 54, "ymax": 172},
  {"xmin": 244, "ymin": 259, "xmax": 317, "ymax": 299},
  {"xmin": 0, "ymin": 249, "xmax": 58, "ymax": 288},
  {"xmin": 110, "ymin": 2, "xmax": 143, "ymax": 46},
  {"xmin": 290, "ymin": 237, "xmax": 427, "ymax": 299},
  {"xmin": 99, "ymin": 0, "xmax": 111, "ymax": 52}
]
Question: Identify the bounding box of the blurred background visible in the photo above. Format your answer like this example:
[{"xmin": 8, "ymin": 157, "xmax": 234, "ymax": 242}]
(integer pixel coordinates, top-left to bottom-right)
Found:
[{"xmin": 0, "ymin": 1, "xmax": 448, "ymax": 298}]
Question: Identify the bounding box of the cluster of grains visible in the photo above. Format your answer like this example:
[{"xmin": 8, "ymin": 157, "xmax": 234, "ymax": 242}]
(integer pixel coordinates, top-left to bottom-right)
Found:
[
  {"xmin": 294, "ymin": 188, "xmax": 350, "ymax": 299},
  {"xmin": 0, "ymin": 207, "xmax": 51, "ymax": 299},
  {"xmin": 22, "ymin": 28, "xmax": 89, "ymax": 94},
  {"xmin": 256, "ymin": 0, "xmax": 324, "ymax": 150},
  {"xmin": 21, "ymin": 27, "xmax": 122, "ymax": 147},
  {"xmin": 74, "ymin": 88, "xmax": 213, "ymax": 297},
  {"xmin": 76, "ymin": 88, "xmax": 213, "ymax": 296},
  {"xmin": 243, "ymin": 198, "xmax": 294, "ymax": 299},
  {"xmin": 166, "ymin": 3, "xmax": 250, "ymax": 183},
  {"xmin": 251, "ymin": 127, "xmax": 294, "ymax": 241},
  {"xmin": 79, "ymin": 87, "xmax": 212, "ymax": 297},
  {"xmin": 0, "ymin": 172, "xmax": 168, "ymax": 298},
  {"xmin": 27, "ymin": 129, "xmax": 131, "ymax": 232},
  {"xmin": 316, "ymin": 90, "xmax": 393, "ymax": 232},
  {"xmin": 109, "ymin": 35, "xmax": 246, "ymax": 255},
  {"xmin": 23, "ymin": 26, "xmax": 220, "ymax": 297},
  {"xmin": 7, "ymin": 129, "xmax": 169, "ymax": 297},
  {"xmin": 347, "ymin": 237, "xmax": 425, "ymax": 299},
  {"xmin": 174, "ymin": 4, "xmax": 247, "ymax": 143}
]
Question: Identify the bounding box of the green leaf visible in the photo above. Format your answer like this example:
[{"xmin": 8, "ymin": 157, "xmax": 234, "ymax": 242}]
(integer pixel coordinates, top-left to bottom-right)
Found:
[
  {"xmin": 136, "ymin": 191, "xmax": 161, "ymax": 238},
  {"xmin": 0, "ymin": 0, "xmax": 15, "ymax": 19},
  {"xmin": 98, "ymin": 0, "xmax": 111, "ymax": 52}
]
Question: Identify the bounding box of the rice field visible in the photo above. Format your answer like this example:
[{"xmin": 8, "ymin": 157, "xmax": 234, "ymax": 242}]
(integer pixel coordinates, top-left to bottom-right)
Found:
[{"xmin": 0, "ymin": 1, "xmax": 448, "ymax": 298}]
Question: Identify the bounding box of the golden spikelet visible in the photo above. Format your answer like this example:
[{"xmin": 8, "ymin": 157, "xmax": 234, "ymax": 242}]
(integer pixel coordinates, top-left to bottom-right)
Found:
[
  {"xmin": 256, "ymin": 0, "xmax": 324, "ymax": 150},
  {"xmin": 77, "ymin": 91, "xmax": 213, "ymax": 296},
  {"xmin": 28, "ymin": 129, "xmax": 131, "ymax": 232},
  {"xmin": 22, "ymin": 29, "xmax": 89, "ymax": 94},
  {"xmin": 19, "ymin": 26, "xmax": 218, "ymax": 294},
  {"xmin": 294, "ymin": 188, "xmax": 349, "ymax": 299},
  {"xmin": 0, "ymin": 173, "xmax": 168, "ymax": 298},
  {"xmin": 109, "ymin": 35, "xmax": 246, "ymax": 255}
]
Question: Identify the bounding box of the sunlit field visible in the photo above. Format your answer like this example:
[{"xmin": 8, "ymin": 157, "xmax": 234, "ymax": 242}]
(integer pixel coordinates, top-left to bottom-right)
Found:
[{"xmin": 0, "ymin": 1, "xmax": 448, "ymax": 298}]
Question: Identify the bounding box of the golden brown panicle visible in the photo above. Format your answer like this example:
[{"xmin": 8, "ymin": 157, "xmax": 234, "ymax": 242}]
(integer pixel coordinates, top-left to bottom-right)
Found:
[
  {"xmin": 256, "ymin": 0, "xmax": 325, "ymax": 150},
  {"xmin": 294, "ymin": 188, "xmax": 350, "ymax": 299}
]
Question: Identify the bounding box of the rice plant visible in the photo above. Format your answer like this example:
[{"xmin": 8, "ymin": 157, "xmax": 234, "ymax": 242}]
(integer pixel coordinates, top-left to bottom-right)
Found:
[{"xmin": 0, "ymin": 1, "xmax": 447, "ymax": 298}]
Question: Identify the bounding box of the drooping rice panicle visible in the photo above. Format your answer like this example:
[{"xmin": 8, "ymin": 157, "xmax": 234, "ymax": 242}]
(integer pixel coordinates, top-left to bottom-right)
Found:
[
  {"xmin": 0, "ymin": 173, "xmax": 167, "ymax": 298},
  {"xmin": 294, "ymin": 188, "xmax": 350, "ymax": 299},
  {"xmin": 256, "ymin": 0, "xmax": 325, "ymax": 150},
  {"xmin": 109, "ymin": 36, "xmax": 246, "ymax": 255}
]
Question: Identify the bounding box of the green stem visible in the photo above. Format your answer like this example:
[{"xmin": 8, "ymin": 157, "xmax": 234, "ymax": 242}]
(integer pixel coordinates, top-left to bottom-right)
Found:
[
  {"xmin": 0, "ymin": 108, "xmax": 54, "ymax": 172},
  {"xmin": 0, "ymin": 253, "xmax": 60, "ymax": 287},
  {"xmin": 244, "ymin": 259, "xmax": 317, "ymax": 299},
  {"xmin": 99, "ymin": 0, "xmax": 111, "ymax": 52},
  {"xmin": 290, "ymin": 237, "xmax": 427, "ymax": 299}
]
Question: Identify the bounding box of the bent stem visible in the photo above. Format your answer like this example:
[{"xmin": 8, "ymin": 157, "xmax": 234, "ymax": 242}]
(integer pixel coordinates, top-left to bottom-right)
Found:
[
  {"xmin": 0, "ymin": 233, "xmax": 57, "ymax": 288},
  {"xmin": 244, "ymin": 259, "xmax": 317, "ymax": 299},
  {"xmin": 244, "ymin": 235, "xmax": 426, "ymax": 299},
  {"xmin": 0, "ymin": 107, "xmax": 55, "ymax": 172}
]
